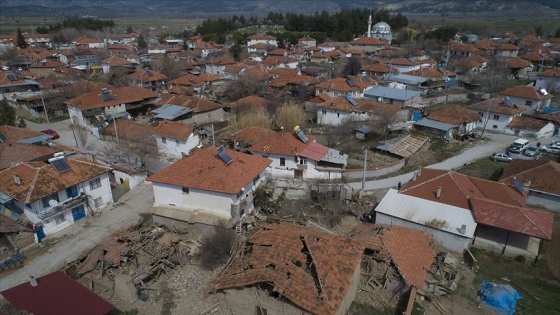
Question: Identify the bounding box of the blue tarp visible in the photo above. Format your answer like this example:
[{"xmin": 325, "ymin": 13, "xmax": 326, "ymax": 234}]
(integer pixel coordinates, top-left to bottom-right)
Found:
[
  {"xmin": 480, "ymin": 280, "xmax": 522, "ymax": 315},
  {"xmin": 543, "ymin": 106, "xmax": 560, "ymax": 114}
]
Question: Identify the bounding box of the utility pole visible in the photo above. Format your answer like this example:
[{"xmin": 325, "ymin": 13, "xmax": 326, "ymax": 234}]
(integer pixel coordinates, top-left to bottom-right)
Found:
[
  {"xmin": 113, "ymin": 115, "xmax": 120, "ymax": 144},
  {"xmin": 362, "ymin": 147, "xmax": 368, "ymax": 190},
  {"xmin": 40, "ymin": 91, "xmax": 49, "ymax": 123},
  {"xmin": 211, "ymin": 124, "xmax": 215, "ymax": 147},
  {"xmin": 70, "ymin": 124, "xmax": 79, "ymax": 148}
]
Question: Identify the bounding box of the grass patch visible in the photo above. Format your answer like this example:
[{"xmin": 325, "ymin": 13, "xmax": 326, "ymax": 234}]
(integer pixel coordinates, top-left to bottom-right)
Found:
[
  {"xmin": 456, "ymin": 157, "xmax": 505, "ymax": 180},
  {"xmin": 470, "ymin": 247, "xmax": 560, "ymax": 315},
  {"xmin": 347, "ymin": 302, "xmax": 394, "ymax": 315}
]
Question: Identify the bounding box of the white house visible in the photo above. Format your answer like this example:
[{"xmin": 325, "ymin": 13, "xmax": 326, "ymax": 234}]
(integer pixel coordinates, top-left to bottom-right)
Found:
[
  {"xmin": 147, "ymin": 147, "xmax": 271, "ymax": 227},
  {"xmin": 66, "ymin": 86, "xmax": 157, "ymax": 130},
  {"xmin": 233, "ymin": 127, "xmax": 348, "ymax": 180},
  {"xmin": 316, "ymin": 95, "xmax": 402, "ymax": 127},
  {"xmin": 498, "ymin": 85, "xmax": 553, "ymax": 115},
  {"xmin": 204, "ymin": 56, "xmax": 235, "ymax": 76},
  {"xmin": 154, "ymin": 121, "xmax": 199, "ymax": 158},
  {"xmin": 505, "ymin": 116, "xmax": 555, "ymax": 139},
  {"xmin": 314, "ymin": 75, "xmax": 377, "ymax": 99},
  {"xmin": 374, "ymin": 168, "xmax": 554, "ymax": 259},
  {"xmin": 0, "ymin": 156, "xmax": 113, "ymax": 242},
  {"xmin": 247, "ymin": 34, "xmax": 278, "ymax": 48},
  {"xmin": 389, "ymin": 58, "xmax": 424, "ymax": 73},
  {"xmin": 466, "ymin": 97, "xmax": 526, "ymax": 133},
  {"xmin": 347, "ymin": 37, "xmax": 386, "ymax": 54},
  {"xmin": 535, "ymin": 68, "xmax": 560, "ymax": 93}
]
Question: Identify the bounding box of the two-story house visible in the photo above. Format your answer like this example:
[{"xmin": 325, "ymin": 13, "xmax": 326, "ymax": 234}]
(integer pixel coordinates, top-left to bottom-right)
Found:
[
  {"xmin": 466, "ymin": 97, "xmax": 526, "ymax": 133},
  {"xmin": 147, "ymin": 147, "xmax": 271, "ymax": 227},
  {"xmin": 498, "ymin": 85, "xmax": 553, "ymax": 115},
  {"xmin": 0, "ymin": 155, "xmax": 112, "ymax": 241},
  {"xmin": 247, "ymin": 34, "xmax": 278, "ymax": 49},
  {"xmin": 316, "ymin": 95, "xmax": 402, "ymax": 127},
  {"xmin": 204, "ymin": 56, "xmax": 235, "ymax": 76},
  {"xmin": 233, "ymin": 127, "xmax": 348, "ymax": 180},
  {"xmin": 127, "ymin": 69, "xmax": 167, "ymax": 92},
  {"xmin": 347, "ymin": 37, "xmax": 386, "ymax": 54},
  {"xmin": 153, "ymin": 121, "xmax": 199, "ymax": 158},
  {"xmin": 314, "ymin": 74, "xmax": 377, "ymax": 99}
]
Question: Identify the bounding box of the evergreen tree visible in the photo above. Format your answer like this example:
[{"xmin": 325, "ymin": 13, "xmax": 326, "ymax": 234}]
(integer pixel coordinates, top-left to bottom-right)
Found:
[
  {"xmin": 126, "ymin": 26, "xmax": 134, "ymax": 34},
  {"xmin": 16, "ymin": 28, "xmax": 27, "ymax": 48},
  {"xmin": 137, "ymin": 34, "xmax": 147, "ymax": 49},
  {"xmin": 0, "ymin": 99, "xmax": 16, "ymax": 126}
]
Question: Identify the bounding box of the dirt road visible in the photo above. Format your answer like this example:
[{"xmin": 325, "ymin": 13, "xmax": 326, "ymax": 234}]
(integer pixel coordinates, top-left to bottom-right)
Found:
[{"xmin": 0, "ymin": 182, "xmax": 154, "ymax": 292}]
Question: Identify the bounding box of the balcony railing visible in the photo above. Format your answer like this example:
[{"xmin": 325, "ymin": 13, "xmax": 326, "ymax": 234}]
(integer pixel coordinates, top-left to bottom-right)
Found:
[{"xmin": 37, "ymin": 193, "xmax": 87, "ymax": 220}]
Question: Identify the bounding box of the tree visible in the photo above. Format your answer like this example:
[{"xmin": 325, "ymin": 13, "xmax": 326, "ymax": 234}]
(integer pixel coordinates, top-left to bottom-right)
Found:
[
  {"xmin": 372, "ymin": 104, "xmax": 400, "ymax": 139},
  {"xmin": 229, "ymin": 43, "xmax": 243, "ymax": 61},
  {"xmin": 342, "ymin": 56, "xmax": 362, "ymax": 76},
  {"xmin": 126, "ymin": 26, "xmax": 134, "ymax": 34},
  {"xmin": 224, "ymin": 74, "xmax": 265, "ymax": 101},
  {"xmin": 555, "ymin": 26, "xmax": 560, "ymax": 38},
  {"xmin": 17, "ymin": 118, "xmax": 26, "ymax": 128},
  {"xmin": 137, "ymin": 34, "xmax": 147, "ymax": 49},
  {"xmin": 231, "ymin": 109, "xmax": 272, "ymax": 131},
  {"xmin": 0, "ymin": 99, "xmax": 16, "ymax": 126},
  {"xmin": 275, "ymin": 101, "xmax": 306, "ymax": 131},
  {"xmin": 160, "ymin": 55, "xmax": 180, "ymax": 79},
  {"xmin": 16, "ymin": 28, "xmax": 27, "ymax": 48}
]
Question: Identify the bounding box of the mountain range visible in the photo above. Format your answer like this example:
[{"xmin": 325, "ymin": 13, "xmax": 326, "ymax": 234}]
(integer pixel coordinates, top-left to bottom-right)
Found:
[{"xmin": 1, "ymin": 0, "xmax": 559, "ymax": 19}]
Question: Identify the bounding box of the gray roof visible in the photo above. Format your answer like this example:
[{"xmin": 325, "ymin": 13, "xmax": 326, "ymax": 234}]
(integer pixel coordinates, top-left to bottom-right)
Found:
[
  {"xmin": 375, "ymin": 134, "xmax": 429, "ymax": 158},
  {"xmin": 354, "ymin": 125, "xmax": 372, "ymax": 134},
  {"xmin": 376, "ymin": 189, "xmax": 476, "ymax": 237},
  {"xmin": 414, "ymin": 117, "xmax": 456, "ymax": 130},
  {"xmin": 151, "ymin": 104, "xmax": 193, "ymax": 120},
  {"xmin": 321, "ymin": 148, "xmax": 348, "ymax": 166},
  {"xmin": 387, "ymin": 73, "xmax": 427, "ymax": 85},
  {"xmin": 363, "ymin": 86, "xmax": 422, "ymax": 101},
  {"xmin": 16, "ymin": 134, "xmax": 51, "ymax": 144}
]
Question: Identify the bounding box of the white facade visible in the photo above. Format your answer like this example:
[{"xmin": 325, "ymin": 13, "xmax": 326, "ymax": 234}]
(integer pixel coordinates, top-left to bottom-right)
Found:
[
  {"xmin": 17, "ymin": 173, "xmax": 112, "ymax": 239},
  {"xmin": 152, "ymin": 168, "xmax": 269, "ymax": 221},
  {"xmin": 504, "ymin": 122, "xmax": 555, "ymax": 139},
  {"xmin": 68, "ymin": 103, "xmax": 127, "ymax": 130},
  {"xmin": 156, "ymin": 133, "xmax": 200, "ymax": 158},
  {"xmin": 205, "ymin": 64, "xmax": 227, "ymax": 76},
  {"xmin": 113, "ymin": 169, "xmax": 147, "ymax": 190},
  {"xmin": 392, "ymin": 64, "xmax": 422, "ymax": 73},
  {"xmin": 497, "ymin": 95, "xmax": 552, "ymax": 115},
  {"xmin": 247, "ymin": 38, "xmax": 278, "ymax": 47},
  {"xmin": 470, "ymin": 109, "xmax": 522, "ymax": 133},
  {"xmin": 317, "ymin": 108, "xmax": 373, "ymax": 126},
  {"xmin": 252, "ymin": 152, "xmax": 342, "ymax": 180},
  {"xmin": 535, "ymin": 75, "xmax": 560, "ymax": 93}
]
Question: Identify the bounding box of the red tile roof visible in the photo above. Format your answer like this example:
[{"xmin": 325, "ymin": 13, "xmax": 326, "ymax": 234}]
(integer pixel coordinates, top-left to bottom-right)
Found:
[
  {"xmin": 350, "ymin": 37, "xmax": 387, "ymax": 45},
  {"xmin": 400, "ymin": 168, "xmax": 525, "ymax": 210},
  {"xmin": 506, "ymin": 116, "xmax": 551, "ymax": 131},
  {"xmin": 315, "ymin": 75, "xmax": 376, "ymax": 92},
  {"xmin": 499, "ymin": 85, "xmax": 553, "ymax": 100},
  {"xmin": 210, "ymin": 222, "xmax": 435, "ymax": 315},
  {"xmin": 153, "ymin": 94, "xmax": 222, "ymax": 113},
  {"xmin": 248, "ymin": 34, "xmax": 277, "ymax": 40},
  {"xmin": 317, "ymin": 95, "xmax": 394, "ymax": 115},
  {"xmin": 505, "ymin": 57, "xmax": 532, "ymax": 69},
  {"xmin": 499, "ymin": 160, "xmax": 560, "ymax": 196},
  {"xmin": 405, "ymin": 67, "xmax": 456, "ymax": 78},
  {"xmin": 0, "ymin": 271, "xmax": 115, "ymax": 315},
  {"xmin": 428, "ymin": 105, "xmax": 482, "ymax": 125},
  {"xmin": 0, "ymin": 158, "xmax": 111, "ymax": 203},
  {"xmin": 249, "ymin": 130, "xmax": 328, "ymax": 161},
  {"xmin": 538, "ymin": 68, "xmax": 560, "ymax": 78},
  {"xmin": 231, "ymin": 127, "xmax": 277, "ymax": 146},
  {"xmin": 470, "ymin": 197, "xmax": 553, "ymax": 240},
  {"xmin": 154, "ymin": 121, "xmax": 194, "ymax": 140},
  {"xmin": 66, "ymin": 86, "xmax": 157, "ymax": 110},
  {"xmin": 0, "ymin": 125, "xmax": 43, "ymax": 142},
  {"xmin": 466, "ymin": 98, "xmax": 525, "ymax": 115},
  {"xmin": 0, "ymin": 142, "xmax": 62, "ymax": 170},
  {"xmin": 127, "ymin": 69, "xmax": 167, "ymax": 82},
  {"xmin": 228, "ymin": 95, "xmax": 274, "ymax": 109},
  {"xmin": 104, "ymin": 120, "xmax": 155, "ymax": 142},
  {"xmin": 147, "ymin": 147, "xmax": 271, "ymax": 194}
]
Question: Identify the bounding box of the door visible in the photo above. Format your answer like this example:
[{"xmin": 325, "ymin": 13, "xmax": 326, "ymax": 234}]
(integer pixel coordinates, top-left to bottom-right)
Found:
[{"xmin": 71, "ymin": 205, "xmax": 86, "ymax": 222}]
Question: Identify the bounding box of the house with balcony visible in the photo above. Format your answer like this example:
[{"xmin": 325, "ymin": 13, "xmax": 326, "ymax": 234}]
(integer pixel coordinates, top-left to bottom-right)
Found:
[
  {"xmin": 232, "ymin": 127, "xmax": 348, "ymax": 180},
  {"xmin": 0, "ymin": 155, "xmax": 112, "ymax": 242},
  {"xmin": 66, "ymin": 86, "xmax": 157, "ymax": 129},
  {"xmin": 147, "ymin": 147, "xmax": 271, "ymax": 227}
]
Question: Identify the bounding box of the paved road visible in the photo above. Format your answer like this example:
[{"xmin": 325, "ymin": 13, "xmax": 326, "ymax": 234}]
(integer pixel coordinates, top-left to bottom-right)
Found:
[
  {"xmin": 0, "ymin": 181, "xmax": 154, "ymax": 292},
  {"xmin": 346, "ymin": 133, "xmax": 559, "ymax": 193}
]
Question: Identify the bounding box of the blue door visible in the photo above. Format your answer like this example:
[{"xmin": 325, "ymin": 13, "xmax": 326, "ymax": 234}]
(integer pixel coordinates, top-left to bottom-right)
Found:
[
  {"xmin": 36, "ymin": 226, "xmax": 45, "ymax": 242},
  {"xmin": 71, "ymin": 205, "xmax": 86, "ymax": 222}
]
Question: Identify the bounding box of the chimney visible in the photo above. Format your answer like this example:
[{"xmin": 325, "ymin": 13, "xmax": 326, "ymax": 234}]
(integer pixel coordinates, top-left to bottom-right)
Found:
[
  {"xmin": 281, "ymin": 126, "xmax": 284, "ymax": 135},
  {"xmin": 436, "ymin": 186, "xmax": 442, "ymax": 199},
  {"xmin": 459, "ymin": 224, "xmax": 467, "ymax": 235},
  {"xmin": 13, "ymin": 173, "xmax": 21, "ymax": 185},
  {"xmin": 417, "ymin": 168, "xmax": 422, "ymax": 176},
  {"xmin": 412, "ymin": 171, "xmax": 417, "ymax": 181},
  {"xmin": 29, "ymin": 275, "xmax": 38, "ymax": 287}
]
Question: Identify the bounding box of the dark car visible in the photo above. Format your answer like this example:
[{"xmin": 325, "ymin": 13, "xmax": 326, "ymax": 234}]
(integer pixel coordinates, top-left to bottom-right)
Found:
[{"xmin": 42, "ymin": 129, "xmax": 60, "ymax": 140}]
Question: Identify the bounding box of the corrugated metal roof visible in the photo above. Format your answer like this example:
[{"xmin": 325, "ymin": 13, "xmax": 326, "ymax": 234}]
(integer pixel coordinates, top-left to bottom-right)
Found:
[
  {"xmin": 363, "ymin": 86, "xmax": 422, "ymax": 101},
  {"xmin": 377, "ymin": 134, "xmax": 429, "ymax": 158},
  {"xmin": 415, "ymin": 117, "xmax": 456, "ymax": 130},
  {"xmin": 387, "ymin": 73, "xmax": 427, "ymax": 84},
  {"xmin": 16, "ymin": 134, "xmax": 51, "ymax": 144},
  {"xmin": 321, "ymin": 148, "xmax": 348, "ymax": 166},
  {"xmin": 151, "ymin": 104, "xmax": 193, "ymax": 120},
  {"xmin": 375, "ymin": 189, "xmax": 476, "ymax": 237}
]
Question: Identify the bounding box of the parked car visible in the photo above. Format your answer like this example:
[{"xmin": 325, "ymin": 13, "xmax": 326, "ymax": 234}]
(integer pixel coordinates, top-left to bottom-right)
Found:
[
  {"xmin": 540, "ymin": 146, "xmax": 560, "ymax": 154},
  {"xmin": 492, "ymin": 153, "xmax": 512, "ymax": 162},
  {"xmin": 523, "ymin": 146, "xmax": 539, "ymax": 157},
  {"xmin": 549, "ymin": 141, "xmax": 560, "ymax": 149},
  {"xmin": 42, "ymin": 129, "xmax": 60, "ymax": 140}
]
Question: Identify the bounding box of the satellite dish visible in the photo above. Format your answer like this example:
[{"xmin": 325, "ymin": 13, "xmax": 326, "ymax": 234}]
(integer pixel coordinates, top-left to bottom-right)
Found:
[{"xmin": 48, "ymin": 199, "xmax": 59, "ymax": 207}]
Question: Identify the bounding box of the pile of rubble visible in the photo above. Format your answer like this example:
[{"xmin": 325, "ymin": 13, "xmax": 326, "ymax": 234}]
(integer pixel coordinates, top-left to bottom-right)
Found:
[{"xmin": 67, "ymin": 225, "xmax": 203, "ymax": 302}]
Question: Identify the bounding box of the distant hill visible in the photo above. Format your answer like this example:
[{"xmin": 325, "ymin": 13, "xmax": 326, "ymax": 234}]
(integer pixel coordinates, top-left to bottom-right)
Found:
[{"xmin": 1, "ymin": 0, "xmax": 559, "ymax": 19}]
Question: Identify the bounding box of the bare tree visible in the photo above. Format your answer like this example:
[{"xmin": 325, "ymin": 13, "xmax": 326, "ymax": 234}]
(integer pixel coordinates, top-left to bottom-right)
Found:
[
  {"xmin": 230, "ymin": 108, "xmax": 273, "ymax": 131},
  {"xmin": 160, "ymin": 55, "xmax": 180, "ymax": 80},
  {"xmin": 224, "ymin": 74, "xmax": 265, "ymax": 101},
  {"xmin": 274, "ymin": 100, "xmax": 306, "ymax": 131},
  {"xmin": 474, "ymin": 58, "xmax": 512, "ymax": 97},
  {"xmin": 372, "ymin": 105, "xmax": 400, "ymax": 139}
]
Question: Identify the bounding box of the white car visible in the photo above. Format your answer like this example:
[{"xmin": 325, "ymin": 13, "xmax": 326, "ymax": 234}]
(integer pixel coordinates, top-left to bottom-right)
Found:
[
  {"xmin": 540, "ymin": 146, "xmax": 560, "ymax": 154},
  {"xmin": 492, "ymin": 153, "xmax": 513, "ymax": 162}
]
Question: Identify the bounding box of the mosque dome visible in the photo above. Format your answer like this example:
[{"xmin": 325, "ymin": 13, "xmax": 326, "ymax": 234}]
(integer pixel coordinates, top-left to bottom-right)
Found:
[{"xmin": 372, "ymin": 22, "xmax": 391, "ymax": 33}]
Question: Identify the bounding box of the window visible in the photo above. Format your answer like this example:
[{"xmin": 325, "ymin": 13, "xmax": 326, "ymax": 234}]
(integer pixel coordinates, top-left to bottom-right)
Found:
[
  {"xmin": 321, "ymin": 110, "xmax": 326, "ymax": 114},
  {"xmin": 280, "ymin": 158, "xmax": 286, "ymax": 166},
  {"xmin": 334, "ymin": 92, "xmax": 339, "ymax": 97},
  {"xmin": 493, "ymin": 125, "xmax": 498, "ymax": 129},
  {"xmin": 162, "ymin": 137, "xmax": 167, "ymax": 143},
  {"xmin": 263, "ymin": 155, "xmax": 268, "ymax": 159},
  {"xmin": 493, "ymin": 115, "xmax": 500, "ymax": 120},
  {"xmin": 94, "ymin": 197, "xmax": 103, "ymax": 207},
  {"xmin": 318, "ymin": 89, "xmax": 323, "ymax": 94},
  {"xmin": 253, "ymin": 174, "xmax": 260, "ymax": 185},
  {"xmin": 236, "ymin": 190, "xmax": 243, "ymax": 199},
  {"xmin": 182, "ymin": 187, "xmax": 189, "ymax": 194},
  {"xmin": 479, "ymin": 112, "xmax": 484, "ymax": 117},
  {"xmin": 89, "ymin": 177, "xmax": 101, "ymax": 190},
  {"xmin": 337, "ymin": 113, "xmax": 340, "ymax": 118},
  {"xmin": 300, "ymin": 158, "xmax": 306, "ymax": 165},
  {"xmin": 42, "ymin": 193, "xmax": 59, "ymax": 208},
  {"xmin": 525, "ymin": 100, "xmax": 532, "ymax": 106},
  {"xmin": 176, "ymin": 139, "xmax": 180, "ymax": 145},
  {"xmin": 54, "ymin": 214, "xmax": 66, "ymax": 225}
]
